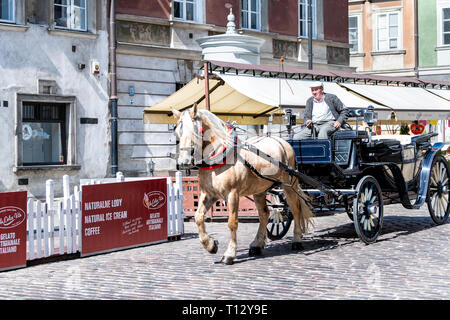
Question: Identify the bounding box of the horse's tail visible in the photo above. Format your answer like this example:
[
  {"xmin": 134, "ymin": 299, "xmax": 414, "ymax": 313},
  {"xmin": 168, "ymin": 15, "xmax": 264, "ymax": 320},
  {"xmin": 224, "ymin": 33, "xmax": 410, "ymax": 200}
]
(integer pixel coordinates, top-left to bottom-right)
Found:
[
  {"xmin": 281, "ymin": 142, "xmax": 315, "ymax": 233},
  {"xmin": 294, "ymin": 181, "xmax": 315, "ymax": 233},
  {"xmin": 282, "ymin": 175, "xmax": 315, "ymax": 235}
]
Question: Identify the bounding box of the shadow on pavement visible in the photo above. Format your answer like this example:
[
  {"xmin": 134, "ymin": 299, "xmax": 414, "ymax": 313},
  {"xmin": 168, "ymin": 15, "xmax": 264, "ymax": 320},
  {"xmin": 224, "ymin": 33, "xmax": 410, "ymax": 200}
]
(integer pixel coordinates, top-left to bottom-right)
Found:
[
  {"xmin": 316, "ymin": 215, "xmax": 438, "ymax": 241},
  {"xmin": 232, "ymin": 215, "xmax": 445, "ymax": 264}
]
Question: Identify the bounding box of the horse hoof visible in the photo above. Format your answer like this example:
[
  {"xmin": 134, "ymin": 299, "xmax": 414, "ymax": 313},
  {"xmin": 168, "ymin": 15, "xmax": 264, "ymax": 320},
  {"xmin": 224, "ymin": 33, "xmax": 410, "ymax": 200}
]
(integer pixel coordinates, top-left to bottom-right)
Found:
[
  {"xmin": 209, "ymin": 240, "xmax": 219, "ymax": 254},
  {"xmin": 221, "ymin": 256, "xmax": 234, "ymax": 265},
  {"xmin": 291, "ymin": 242, "xmax": 304, "ymax": 251},
  {"xmin": 249, "ymin": 247, "xmax": 263, "ymax": 257}
]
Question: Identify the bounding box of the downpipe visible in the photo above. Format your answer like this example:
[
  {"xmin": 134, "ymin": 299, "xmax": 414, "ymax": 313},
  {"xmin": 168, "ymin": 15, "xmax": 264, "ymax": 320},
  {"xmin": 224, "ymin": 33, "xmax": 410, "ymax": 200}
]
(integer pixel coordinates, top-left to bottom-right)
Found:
[{"xmin": 109, "ymin": 0, "xmax": 118, "ymax": 176}]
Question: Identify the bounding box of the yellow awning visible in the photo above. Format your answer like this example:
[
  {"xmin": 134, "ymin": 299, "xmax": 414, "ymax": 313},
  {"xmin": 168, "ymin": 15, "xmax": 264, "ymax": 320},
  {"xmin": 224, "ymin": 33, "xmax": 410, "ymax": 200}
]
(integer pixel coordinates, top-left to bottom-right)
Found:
[{"xmin": 143, "ymin": 75, "xmax": 283, "ymax": 125}]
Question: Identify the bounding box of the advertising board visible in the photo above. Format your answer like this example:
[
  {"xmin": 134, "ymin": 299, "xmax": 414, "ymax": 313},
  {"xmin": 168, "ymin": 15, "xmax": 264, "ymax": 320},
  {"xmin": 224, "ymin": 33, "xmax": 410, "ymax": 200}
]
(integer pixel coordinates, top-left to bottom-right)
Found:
[
  {"xmin": 0, "ymin": 191, "xmax": 27, "ymax": 271},
  {"xmin": 81, "ymin": 179, "xmax": 168, "ymax": 256}
]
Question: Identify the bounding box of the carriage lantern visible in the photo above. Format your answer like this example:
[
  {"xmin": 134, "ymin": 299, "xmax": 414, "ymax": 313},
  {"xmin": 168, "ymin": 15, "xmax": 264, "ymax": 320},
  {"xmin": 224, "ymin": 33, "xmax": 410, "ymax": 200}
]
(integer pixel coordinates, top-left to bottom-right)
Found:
[
  {"xmin": 284, "ymin": 109, "xmax": 296, "ymax": 140},
  {"xmin": 363, "ymin": 105, "xmax": 377, "ymax": 128},
  {"xmin": 364, "ymin": 105, "xmax": 378, "ymax": 145}
]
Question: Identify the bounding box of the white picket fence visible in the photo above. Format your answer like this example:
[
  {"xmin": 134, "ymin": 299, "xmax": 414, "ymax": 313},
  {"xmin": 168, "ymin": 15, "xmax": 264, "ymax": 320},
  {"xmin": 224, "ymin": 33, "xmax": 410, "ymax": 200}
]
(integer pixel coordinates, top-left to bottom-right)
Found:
[
  {"xmin": 26, "ymin": 172, "xmax": 184, "ymax": 261},
  {"xmin": 166, "ymin": 172, "xmax": 185, "ymax": 238}
]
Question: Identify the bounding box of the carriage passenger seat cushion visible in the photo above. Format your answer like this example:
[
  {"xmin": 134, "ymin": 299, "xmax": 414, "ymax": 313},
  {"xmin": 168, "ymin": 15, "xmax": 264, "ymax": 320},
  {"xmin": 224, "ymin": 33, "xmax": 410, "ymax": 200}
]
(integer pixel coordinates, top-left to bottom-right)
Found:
[
  {"xmin": 363, "ymin": 138, "xmax": 403, "ymax": 163},
  {"xmin": 371, "ymin": 134, "xmax": 412, "ymax": 145}
]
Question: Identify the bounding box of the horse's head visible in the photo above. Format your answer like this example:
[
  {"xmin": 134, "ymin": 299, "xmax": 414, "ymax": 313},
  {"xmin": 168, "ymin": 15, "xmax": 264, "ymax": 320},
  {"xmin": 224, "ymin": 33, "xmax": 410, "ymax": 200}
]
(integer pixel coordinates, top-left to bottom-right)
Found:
[{"xmin": 172, "ymin": 104, "xmax": 203, "ymax": 169}]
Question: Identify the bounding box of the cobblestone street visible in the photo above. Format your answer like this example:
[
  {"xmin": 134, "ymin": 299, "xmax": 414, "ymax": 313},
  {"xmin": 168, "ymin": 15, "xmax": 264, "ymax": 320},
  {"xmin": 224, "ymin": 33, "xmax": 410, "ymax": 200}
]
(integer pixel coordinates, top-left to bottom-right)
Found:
[{"xmin": 0, "ymin": 204, "xmax": 449, "ymax": 300}]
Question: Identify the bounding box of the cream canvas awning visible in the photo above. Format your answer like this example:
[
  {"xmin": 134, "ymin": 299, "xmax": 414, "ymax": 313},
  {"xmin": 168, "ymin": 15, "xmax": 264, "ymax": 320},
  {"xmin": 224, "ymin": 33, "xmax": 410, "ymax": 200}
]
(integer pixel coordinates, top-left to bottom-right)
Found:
[
  {"xmin": 427, "ymin": 88, "xmax": 450, "ymax": 101},
  {"xmin": 340, "ymin": 83, "xmax": 450, "ymax": 120},
  {"xmin": 219, "ymin": 74, "xmax": 386, "ymax": 109},
  {"xmin": 143, "ymin": 73, "xmax": 389, "ymax": 124},
  {"xmin": 143, "ymin": 75, "xmax": 282, "ymax": 125}
]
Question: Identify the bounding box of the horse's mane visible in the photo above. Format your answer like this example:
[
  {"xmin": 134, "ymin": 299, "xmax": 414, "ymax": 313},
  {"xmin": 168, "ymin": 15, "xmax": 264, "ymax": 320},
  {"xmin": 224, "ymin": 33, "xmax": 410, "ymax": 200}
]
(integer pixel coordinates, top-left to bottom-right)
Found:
[{"xmin": 197, "ymin": 109, "xmax": 231, "ymax": 143}]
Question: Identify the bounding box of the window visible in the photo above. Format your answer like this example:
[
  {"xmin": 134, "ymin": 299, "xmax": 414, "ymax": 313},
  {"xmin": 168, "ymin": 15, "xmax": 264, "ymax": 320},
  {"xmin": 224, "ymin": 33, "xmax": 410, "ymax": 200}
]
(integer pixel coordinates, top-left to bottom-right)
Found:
[
  {"xmin": 349, "ymin": 15, "xmax": 360, "ymax": 53},
  {"xmin": 16, "ymin": 94, "xmax": 78, "ymax": 170},
  {"xmin": 0, "ymin": 0, "xmax": 14, "ymax": 23},
  {"xmin": 54, "ymin": 0, "xmax": 87, "ymax": 31},
  {"xmin": 241, "ymin": 0, "xmax": 260, "ymax": 30},
  {"xmin": 22, "ymin": 102, "xmax": 67, "ymax": 165},
  {"xmin": 376, "ymin": 12, "xmax": 399, "ymax": 51},
  {"xmin": 298, "ymin": 0, "xmax": 316, "ymax": 38},
  {"xmin": 173, "ymin": 0, "xmax": 196, "ymax": 22},
  {"xmin": 443, "ymin": 8, "xmax": 450, "ymax": 45}
]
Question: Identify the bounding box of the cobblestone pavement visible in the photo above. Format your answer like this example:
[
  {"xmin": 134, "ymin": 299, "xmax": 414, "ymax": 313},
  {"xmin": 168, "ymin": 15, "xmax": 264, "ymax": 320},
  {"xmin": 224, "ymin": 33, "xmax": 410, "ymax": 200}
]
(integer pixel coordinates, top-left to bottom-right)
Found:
[{"xmin": 0, "ymin": 204, "xmax": 449, "ymax": 300}]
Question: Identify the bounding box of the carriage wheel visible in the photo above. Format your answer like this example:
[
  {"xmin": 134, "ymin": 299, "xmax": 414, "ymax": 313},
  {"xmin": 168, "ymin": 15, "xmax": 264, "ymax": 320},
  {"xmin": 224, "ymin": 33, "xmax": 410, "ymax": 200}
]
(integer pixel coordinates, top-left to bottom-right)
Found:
[
  {"xmin": 266, "ymin": 193, "xmax": 293, "ymax": 241},
  {"xmin": 353, "ymin": 175, "xmax": 384, "ymax": 244},
  {"xmin": 427, "ymin": 155, "xmax": 450, "ymax": 225}
]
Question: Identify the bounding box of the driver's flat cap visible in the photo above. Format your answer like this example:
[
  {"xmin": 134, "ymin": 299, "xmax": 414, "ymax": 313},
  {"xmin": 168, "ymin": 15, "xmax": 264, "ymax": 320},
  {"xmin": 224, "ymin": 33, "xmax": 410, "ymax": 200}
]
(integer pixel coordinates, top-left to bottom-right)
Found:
[{"xmin": 309, "ymin": 81, "xmax": 323, "ymax": 88}]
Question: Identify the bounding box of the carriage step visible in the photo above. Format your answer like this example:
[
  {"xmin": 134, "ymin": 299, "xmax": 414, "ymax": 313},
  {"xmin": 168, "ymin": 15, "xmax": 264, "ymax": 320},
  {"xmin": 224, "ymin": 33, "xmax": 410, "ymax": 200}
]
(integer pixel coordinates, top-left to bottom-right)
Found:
[{"xmin": 305, "ymin": 189, "xmax": 357, "ymax": 195}]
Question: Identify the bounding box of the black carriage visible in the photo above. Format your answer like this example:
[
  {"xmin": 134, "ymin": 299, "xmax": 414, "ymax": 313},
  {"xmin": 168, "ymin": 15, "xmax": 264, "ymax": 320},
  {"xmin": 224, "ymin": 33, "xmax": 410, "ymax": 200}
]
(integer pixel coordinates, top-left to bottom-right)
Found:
[{"xmin": 266, "ymin": 106, "xmax": 450, "ymax": 244}]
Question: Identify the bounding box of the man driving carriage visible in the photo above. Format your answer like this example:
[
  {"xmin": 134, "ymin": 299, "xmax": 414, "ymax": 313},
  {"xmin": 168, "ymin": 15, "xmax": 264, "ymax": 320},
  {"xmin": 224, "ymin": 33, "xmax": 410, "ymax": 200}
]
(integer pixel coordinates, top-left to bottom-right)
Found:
[{"xmin": 294, "ymin": 81, "xmax": 349, "ymax": 140}]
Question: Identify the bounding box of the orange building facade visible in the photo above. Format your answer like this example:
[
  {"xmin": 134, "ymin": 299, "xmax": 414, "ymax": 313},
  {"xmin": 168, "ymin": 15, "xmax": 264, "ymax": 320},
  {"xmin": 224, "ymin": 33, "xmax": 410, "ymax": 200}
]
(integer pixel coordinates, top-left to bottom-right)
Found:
[{"xmin": 348, "ymin": 0, "xmax": 418, "ymax": 77}]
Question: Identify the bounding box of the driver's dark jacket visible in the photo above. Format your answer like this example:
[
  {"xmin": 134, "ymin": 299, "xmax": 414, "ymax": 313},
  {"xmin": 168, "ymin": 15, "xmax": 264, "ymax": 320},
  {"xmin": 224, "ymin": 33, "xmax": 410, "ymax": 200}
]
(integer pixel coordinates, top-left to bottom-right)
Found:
[{"xmin": 304, "ymin": 93, "xmax": 349, "ymax": 125}]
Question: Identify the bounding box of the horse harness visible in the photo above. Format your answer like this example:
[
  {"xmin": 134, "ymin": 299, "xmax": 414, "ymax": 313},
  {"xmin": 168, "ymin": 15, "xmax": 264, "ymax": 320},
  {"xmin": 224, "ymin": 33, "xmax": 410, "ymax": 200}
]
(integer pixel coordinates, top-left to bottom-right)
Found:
[{"xmin": 193, "ymin": 122, "xmax": 341, "ymax": 203}]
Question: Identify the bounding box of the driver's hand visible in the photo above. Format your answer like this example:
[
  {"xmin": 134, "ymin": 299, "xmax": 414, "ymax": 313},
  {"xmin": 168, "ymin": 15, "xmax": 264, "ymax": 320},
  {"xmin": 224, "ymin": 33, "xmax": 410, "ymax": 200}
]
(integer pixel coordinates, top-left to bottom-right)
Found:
[
  {"xmin": 333, "ymin": 121, "xmax": 341, "ymax": 129},
  {"xmin": 306, "ymin": 120, "xmax": 312, "ymax": 128}
]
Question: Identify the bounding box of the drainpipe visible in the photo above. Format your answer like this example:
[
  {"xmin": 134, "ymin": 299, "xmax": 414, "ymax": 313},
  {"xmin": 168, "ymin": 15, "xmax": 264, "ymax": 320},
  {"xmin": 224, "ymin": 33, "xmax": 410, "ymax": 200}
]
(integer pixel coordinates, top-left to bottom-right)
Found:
[
  {"xmin": 109, "ymin": 0, "xmax": 118, "ymax": 176},
  {"xmin": 308, "ymin": 0, "xmax": 313, "ymax": 70}
]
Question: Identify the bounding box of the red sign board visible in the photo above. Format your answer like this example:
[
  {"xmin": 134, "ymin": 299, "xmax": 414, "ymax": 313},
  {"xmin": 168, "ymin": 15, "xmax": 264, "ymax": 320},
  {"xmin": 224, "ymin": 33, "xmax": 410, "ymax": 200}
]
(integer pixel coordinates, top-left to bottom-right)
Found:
[
  {"xmin": 81, "ymin": 179, "xmax": 168, "ymax": 256},
  {"xmin": 0, "ymin": 191, "xmax": 27, "ymax": 272}
]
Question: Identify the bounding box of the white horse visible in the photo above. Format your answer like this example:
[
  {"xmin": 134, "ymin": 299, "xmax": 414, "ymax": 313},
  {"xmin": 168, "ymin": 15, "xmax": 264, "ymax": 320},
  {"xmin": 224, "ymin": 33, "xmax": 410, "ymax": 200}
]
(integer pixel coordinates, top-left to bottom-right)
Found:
[{"xmin": 173, "ymin": 104, "xmax": 313, "ymax": 264}]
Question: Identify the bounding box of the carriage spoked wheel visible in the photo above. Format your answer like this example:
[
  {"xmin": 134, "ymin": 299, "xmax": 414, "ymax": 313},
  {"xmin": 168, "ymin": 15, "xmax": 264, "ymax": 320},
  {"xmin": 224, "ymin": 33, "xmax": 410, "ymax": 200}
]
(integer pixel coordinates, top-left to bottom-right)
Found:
[
  {"xmin": 427, "ymin": 155, "xmax": 450, "ymax": 225},
  {"xmin": 353, "ymin": 175, "xmax": 384, "ymax": 244},
  {"xmin": 266, "ymin": 193, "xmax": 293, "ymax": 241}
]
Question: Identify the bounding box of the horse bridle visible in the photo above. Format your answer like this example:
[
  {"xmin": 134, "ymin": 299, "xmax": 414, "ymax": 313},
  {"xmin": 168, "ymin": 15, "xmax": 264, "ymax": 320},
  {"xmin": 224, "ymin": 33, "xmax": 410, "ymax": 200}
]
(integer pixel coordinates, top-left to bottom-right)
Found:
[
  {"xmin": 176, "ymin": 114, "xmax": 208, "ymax": 166},
  {"xmin": 176, "ymin": 114, "xmax": 236, "ymax": 168}
]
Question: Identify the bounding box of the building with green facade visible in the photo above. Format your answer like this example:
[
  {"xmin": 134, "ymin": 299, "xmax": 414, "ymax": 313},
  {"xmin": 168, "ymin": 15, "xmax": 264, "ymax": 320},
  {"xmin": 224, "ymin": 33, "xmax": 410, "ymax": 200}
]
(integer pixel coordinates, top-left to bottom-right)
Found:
[{"xmin": 418, "ymin": 0, "xmax": 450, "ymax": 82}]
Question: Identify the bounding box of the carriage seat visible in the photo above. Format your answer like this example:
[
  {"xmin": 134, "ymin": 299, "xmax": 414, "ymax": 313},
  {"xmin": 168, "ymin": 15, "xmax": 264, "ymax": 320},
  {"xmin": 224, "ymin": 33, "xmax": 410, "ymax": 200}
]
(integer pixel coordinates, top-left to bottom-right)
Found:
[
  {"xmin": 362, "ymin": 134, "xmax": 418, "ymax": 164},
  {"xmin": 371, "ymin": 134, "xmax": 412, "ymax": 145}
]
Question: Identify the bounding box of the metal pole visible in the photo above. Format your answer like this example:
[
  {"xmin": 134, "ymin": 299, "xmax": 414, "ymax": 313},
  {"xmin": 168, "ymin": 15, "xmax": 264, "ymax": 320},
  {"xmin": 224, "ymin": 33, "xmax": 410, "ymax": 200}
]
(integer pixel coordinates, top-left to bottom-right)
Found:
[
  {"xmin": 414, "ymin": 0, "xmax": 419, "ymax": 78},
  {"xmin": 204, "ymin": 61, "xmax": 210, "ymax": 111},
  {"xmin": 308, "ymin": 0, "xmax": 313, "ymax": 70},
  {"xmin": 109, "ymin": 0, "xmax": 118, "ymax": 176}
]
